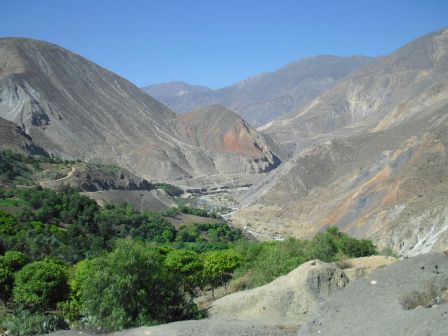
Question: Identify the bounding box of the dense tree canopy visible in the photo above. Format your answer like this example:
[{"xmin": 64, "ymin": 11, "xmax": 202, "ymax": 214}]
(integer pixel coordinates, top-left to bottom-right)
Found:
[
  {"xmin": 13, "ymin": 258, "xmax": 69, "ymax": 310},
  {"xmin": 68, "ymin": 242, "xmax": 198, "ymax": 331}
]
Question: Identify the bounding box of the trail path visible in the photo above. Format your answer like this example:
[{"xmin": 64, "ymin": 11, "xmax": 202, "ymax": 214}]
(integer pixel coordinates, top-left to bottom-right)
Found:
[{"xmin": 53, "ymin": 166, "xmax": 76, "ymax": 182}]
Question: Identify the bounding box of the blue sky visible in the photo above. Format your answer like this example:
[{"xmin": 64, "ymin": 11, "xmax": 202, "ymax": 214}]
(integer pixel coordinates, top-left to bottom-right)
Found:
[{"xmin": 2, "ymin": 0, "xmax": 447, "ymax": 88}]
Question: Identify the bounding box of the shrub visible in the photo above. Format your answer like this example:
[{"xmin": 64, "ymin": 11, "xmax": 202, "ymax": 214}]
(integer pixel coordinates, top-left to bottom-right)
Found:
[
  {"xmin": 0, "ymin": 211, "xmax": 18, "ymax": 235},
  {"xmin": 339, "ymin": 237, "xmax": 376, "ymax": 258},
  {"xmin": 232, "ymin": 239, "xmax": 308, "ymax": 288},
  {"xmin": 310, "ymin": 231, "xmax": 339, "ymax": 261},
  {"xmin": 164, "ymin": 249, "xmax": 204, "ymax": 288},
  {"xmin": 13, "ymin": 259, "xmax": 69, "ymax": 310},
  {"xmin": 0, "ymin": 251, "xmax": 28, "ymax": 303},
  {"xmin": 5, "ymin": 310, "xmax": 67, "ymax": 336},
  {"xmin": 69, "ymin": 241, "xmax": 199, "ymax": 331},
  {"xmin": 203, "ymin": 249, "xmax": 241, "ymax": 294},
  {"xmin": 334, "ymin": 260, "xmax": 353, "ymax": 269}
]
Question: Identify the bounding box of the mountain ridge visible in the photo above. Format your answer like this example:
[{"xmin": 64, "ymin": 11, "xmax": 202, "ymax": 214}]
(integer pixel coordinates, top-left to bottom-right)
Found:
[
  {"xmin": 233, "ymin": 28, "xmax": 448, "ymax": 255},
  {"xmin": 0, "ymin": 38, "xmax": 278, "ymax": 181},
  {"xmin": 143, "ymin": 55, "xmax": 373, "ymax": 126}
]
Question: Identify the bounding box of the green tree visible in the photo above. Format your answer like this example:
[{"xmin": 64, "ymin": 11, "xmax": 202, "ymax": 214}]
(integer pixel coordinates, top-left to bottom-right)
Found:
[
  {"xmin": 339, "ymin": 236, "xmax": 376, "ymax": 257},
  {"xmin": 310, "ymin": 230, "xmax": 339, "ymax": 261},
  {"xmin": 13, "ymin": 258, "xmax": 69, "ymax": 310},
  {"xmin": 69, "ymin": 241, "xmax": 198, "ymax": 331},
  {"xmin": 0, "ymin": 211, "xmax": 18, "ymax": 235},
  {"xmin": 0, "ymin": 251, "xmax": 28, "ymax": 303},
  {"xmin": 202, "ymin": 249, "xmax": 241, "ymax": 295},
  {"xmin": 164, "ymin": 249, "xmax": 203, "ymax": 288}
]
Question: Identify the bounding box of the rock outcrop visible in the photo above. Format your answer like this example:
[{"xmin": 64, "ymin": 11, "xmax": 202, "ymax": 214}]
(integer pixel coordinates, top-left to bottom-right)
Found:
[{"xmin": 0, "ymin": 116, "xmax": 47, "ymax": 155}]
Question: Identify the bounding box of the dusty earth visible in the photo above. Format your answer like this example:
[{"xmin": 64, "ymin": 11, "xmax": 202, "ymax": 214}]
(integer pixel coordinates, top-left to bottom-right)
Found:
[{"xmin": 297, "ymin": 253, "xmax": 448, "ymax": 336}]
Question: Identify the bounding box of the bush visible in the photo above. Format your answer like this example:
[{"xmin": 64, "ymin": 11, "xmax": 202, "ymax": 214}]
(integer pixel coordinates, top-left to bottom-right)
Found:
[
  {"xmin": 339, "ymin": 237, "xmax": 376, "ymax": 258},
  {"xmin": 178, "ymin": 205, "xmax": 209, "ymax": 217},
  {"xmin": 310, "ymin": 231, "xmax": 339, "ymax": 261},
  {"xmin": 0, "ymin": 211, "xmax": 19, "ymax": 235},
  {"xmin": 154, "ymin": 183, "xmax": 183, "ymax": 197},
  {"xmin": 13, "ymin": 259, "xmax": 69, "ymax": 310},
  {"xmin": 0, "ymin": 251, "xmax": 28, "ymax": 303},
  {"xmin": 69, "ymin": 241, "xmax": 199, "ymax": 331},
  {"xmin": 232, "ymin": 239, "xmax": 308, "ymax": 288},
  {"xmin": 5, "ymin": 310, "xmax": 67, "ymax": 336},
  {"xmin": 164, "ymin": 249, "xmax": 204, "ymax": 288},
  {"xmin": 203, "ymin": 249, "xmax": 241, "ymax": 293}
]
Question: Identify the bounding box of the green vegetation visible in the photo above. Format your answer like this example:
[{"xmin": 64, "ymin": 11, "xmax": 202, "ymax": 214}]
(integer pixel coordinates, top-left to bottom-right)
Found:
[
  {"xmin": 0, "ymin": 150, "xmax": 31, "ymax": 181},
  {"xmin": 0, "ymin": 149, "xmax": 64, "ymax": 186},
  {"xmin": 64, "ymin": 242, "xmax": 199, "ymax": 331},
  {"xmin": 230, "ymin": 227, "xmax": 376, "ymax": 290},
  {"xmin": 0, "ymin": 251, "xmax": 28, "ymax": 302},
  {"xmin": 154, "ymin": 183, "xmax": 184, "ymax": 197},
  {"xmin": 13, "ymin": 259, "xmax": 69, "ymax": 310},
  {"xmin": 203, "ymin": 249, "xmax": 241, "ymax": 295},
  {"xmin": 0, "ymin": 150, "xmax": 377, "ymax": 334},
  {"xmin": 5, "ymin": 310, "xmax": 67, "ymax": 336}
]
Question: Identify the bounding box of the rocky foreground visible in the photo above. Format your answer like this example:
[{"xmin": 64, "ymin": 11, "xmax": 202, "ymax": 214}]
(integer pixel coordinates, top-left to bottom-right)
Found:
[{"xmin": 49, "ymin": 253, "xmax": 448, "ymax": 335}]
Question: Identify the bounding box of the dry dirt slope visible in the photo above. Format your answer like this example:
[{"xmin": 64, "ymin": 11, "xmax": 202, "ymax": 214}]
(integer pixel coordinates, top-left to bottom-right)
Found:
[
  {"xmin": 0, "ymin": 38, "xmax": 278, "ymax": 181},
  {"xmin": 297, "ymin": 253, "xmax": 448, "ymax": 336},
  {"xmin": 234, "ymin": 28, "xmax": 448, "ymax": 255}
]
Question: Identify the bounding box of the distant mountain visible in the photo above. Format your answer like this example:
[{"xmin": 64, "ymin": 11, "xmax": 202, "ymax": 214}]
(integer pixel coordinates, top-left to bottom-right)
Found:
[
  {"xmin": 177, "ymin": 104, "xmax": 279, "ymax": 168},
  {"xmin": 142, "ymin": 81, "xmax": 212, "ymax": 105},
  {"xmin": 262, "ymin": 28, "xmax": 448, "ymax": 145},
  {"xmin": 143, "ymin": 55, "xmax": 373, "ymax": 126},
  {"xmin": 0, "ymin": 38, "xmax": 278, "ymax": 181},
  {"xmin": 234, "ymin": 28, "xmax": 448, "ymax": 255}
]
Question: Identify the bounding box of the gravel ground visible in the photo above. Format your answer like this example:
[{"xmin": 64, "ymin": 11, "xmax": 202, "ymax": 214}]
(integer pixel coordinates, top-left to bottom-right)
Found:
[
  {"xmin": 297, "ymin": 253, "xmax": 448, "ymax": 336},
  {"xmin": 49, "ymin": 319, "xmax": 297, "ymax": 336}
]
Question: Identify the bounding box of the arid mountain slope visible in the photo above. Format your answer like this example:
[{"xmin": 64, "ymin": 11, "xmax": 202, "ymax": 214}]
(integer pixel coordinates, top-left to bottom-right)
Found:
[
  {"xmin": 234, "ymin": 29, "xmax": 448, "ymax": 255},
  {"xmin": 0, "ymin": 38, "xmax": 278, "ymax": 180},
  {"xmin": 178, "ymin": 105, "xmax": 280, "ymax": 170},
  {"xmin": 143, "ymin": 55, "xmax": 373, "ymax": 126},
  {"xmin": 263, "ymin": 28, "xmax": 448, "ymax": 145},
  {"xmin": 0, "ymin": 116, "xmax": 47, "ymax": 155}
]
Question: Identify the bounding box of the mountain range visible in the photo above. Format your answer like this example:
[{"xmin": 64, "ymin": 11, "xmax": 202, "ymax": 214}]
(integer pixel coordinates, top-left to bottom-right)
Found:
[
  {"xmin": 234, "ymin": 27, "xmax": 448, "ymax": 255},
  {"xmin": 0, "ymin": 38, "xmax": 278, "ymax": 181},
  {"xmin": 1, "ymin": 28, "xmax": 447, "ymax": 255},
  {"xmin": 143, "ymin": 55, "xmax": 373, "ymax": 126}
]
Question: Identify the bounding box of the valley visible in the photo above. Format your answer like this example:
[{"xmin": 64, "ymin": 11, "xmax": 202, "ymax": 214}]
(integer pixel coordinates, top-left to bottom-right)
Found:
[{"xmin": 0, "ymin": 18, "xmax": 447, "ymax": 336}]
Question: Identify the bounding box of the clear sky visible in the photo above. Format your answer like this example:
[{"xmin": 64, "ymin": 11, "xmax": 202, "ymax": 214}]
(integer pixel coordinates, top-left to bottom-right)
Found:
[{"xmin": 2, "ymin": 0, "xmax": 447, "ymax": 88}]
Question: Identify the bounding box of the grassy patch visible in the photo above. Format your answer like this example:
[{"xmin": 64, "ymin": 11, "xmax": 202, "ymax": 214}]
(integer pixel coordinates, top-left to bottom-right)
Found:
[{"xmin": 0, "ymin": 198, "xmax": 29, "ymax": 207}]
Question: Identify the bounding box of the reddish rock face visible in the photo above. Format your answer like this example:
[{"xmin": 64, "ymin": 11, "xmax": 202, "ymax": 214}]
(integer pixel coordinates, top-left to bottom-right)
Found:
[
  {"xmin": 223, "ymin": 128, "xmax": 263, "ymax": 157},
  {"xmin": 177, "ymin": 105, "xmax": 271, "ymax": 159}
]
